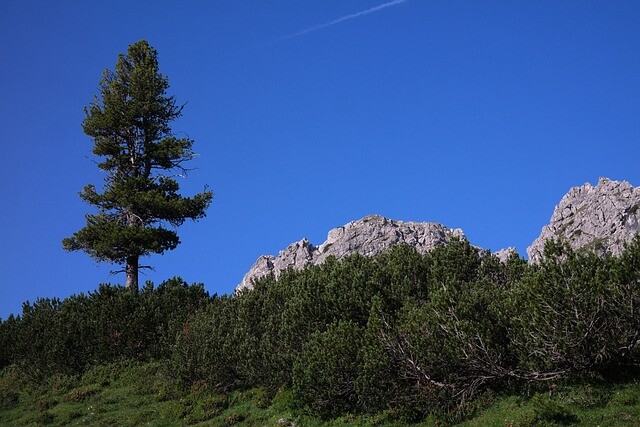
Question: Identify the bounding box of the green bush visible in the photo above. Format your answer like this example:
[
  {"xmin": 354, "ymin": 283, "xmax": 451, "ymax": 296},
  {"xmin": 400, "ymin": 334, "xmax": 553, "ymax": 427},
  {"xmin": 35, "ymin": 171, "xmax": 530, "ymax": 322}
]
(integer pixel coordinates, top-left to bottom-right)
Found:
[
  {"xmin": 356, "ymin": 295, "xmax": 399, "ymax": 412},
  {"xmin": 531, "ymin": 394, "xmax": 579, "ymax": 425},
  {"xmin": 507, "ymin": 239, "xmax": 640, "ymax": 378},
  {"xmin": 5, "ymin": 277, "xmax": 210, "ymax": 381},
  {"xmin": 0, "ymin": 315, "xmax": 17, "ymax": 369},
  {"xmin": 4, "ymin": 234, "xmax": 640, "ymax": 423},
  {"xmin": 292, "ymin": 320, "xmax": 364, "ymax": 419},
  {"xmin": 170, "ymin": 296, "xmax": 240, "ymax": 390}
]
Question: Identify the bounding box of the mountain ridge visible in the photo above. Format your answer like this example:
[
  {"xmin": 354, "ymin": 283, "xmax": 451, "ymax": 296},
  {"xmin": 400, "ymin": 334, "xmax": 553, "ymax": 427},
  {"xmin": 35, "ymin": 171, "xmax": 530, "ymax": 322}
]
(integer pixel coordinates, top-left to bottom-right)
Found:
[
  {"xmin": 238, "ymin": 215, "xmax": 466, "ymax": 291},
  {"xmin": 238, "ymin": 178, "xmax": 640, "ymax": 291}
]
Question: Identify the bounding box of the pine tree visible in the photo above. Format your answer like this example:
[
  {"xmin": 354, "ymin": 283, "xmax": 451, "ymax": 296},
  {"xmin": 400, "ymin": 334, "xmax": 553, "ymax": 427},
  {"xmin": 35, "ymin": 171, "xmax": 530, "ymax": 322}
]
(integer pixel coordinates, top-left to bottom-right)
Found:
[{"xmin": 63, "ymin": 40, "xmax": 213, "ymax": 291}]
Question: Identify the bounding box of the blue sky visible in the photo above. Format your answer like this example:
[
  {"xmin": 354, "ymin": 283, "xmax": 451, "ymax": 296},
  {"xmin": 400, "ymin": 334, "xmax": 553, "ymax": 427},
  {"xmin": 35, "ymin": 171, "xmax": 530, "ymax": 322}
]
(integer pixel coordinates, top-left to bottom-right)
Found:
[{"xmin": 1, "ymin": 1, "xmax": 639, "ymax": 319}]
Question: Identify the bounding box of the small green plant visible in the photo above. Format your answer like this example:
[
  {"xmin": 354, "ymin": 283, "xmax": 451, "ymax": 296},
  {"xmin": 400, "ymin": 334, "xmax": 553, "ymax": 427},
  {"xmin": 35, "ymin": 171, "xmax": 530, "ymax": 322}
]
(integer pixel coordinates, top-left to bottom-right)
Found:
[{"xmin": 532, "ymin": 394, "xmax": 579, "ymax": 425}]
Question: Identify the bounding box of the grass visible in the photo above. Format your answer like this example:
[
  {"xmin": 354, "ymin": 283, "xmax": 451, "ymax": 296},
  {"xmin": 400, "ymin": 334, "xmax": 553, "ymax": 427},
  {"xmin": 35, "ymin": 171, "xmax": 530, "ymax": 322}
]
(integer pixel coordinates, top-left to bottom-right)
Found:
[
  {"xmin": 0, "ymin": 362, "xmax": 179, "ymax": 426},
  {"xmin": 1, "ymin": 362, "xmax": 639, "ymax": 426},
  {"xmin": 459, "ymin": 382, "xmax": 640, "ymax": 427}
]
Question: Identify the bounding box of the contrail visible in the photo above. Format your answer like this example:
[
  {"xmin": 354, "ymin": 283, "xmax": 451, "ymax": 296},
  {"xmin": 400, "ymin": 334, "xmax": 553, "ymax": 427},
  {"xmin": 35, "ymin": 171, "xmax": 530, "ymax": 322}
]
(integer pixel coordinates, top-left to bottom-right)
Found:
[{"xmin": 258, "ymin": 0, "xmax": 408, "ymax": 47}]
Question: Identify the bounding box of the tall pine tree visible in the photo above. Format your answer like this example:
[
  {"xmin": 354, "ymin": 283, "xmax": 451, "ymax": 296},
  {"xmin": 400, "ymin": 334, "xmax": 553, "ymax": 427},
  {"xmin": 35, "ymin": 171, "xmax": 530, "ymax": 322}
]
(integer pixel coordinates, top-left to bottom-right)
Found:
[{"xmin": 63, "ymin": 40, "xmax": 213, "ymax": 291}]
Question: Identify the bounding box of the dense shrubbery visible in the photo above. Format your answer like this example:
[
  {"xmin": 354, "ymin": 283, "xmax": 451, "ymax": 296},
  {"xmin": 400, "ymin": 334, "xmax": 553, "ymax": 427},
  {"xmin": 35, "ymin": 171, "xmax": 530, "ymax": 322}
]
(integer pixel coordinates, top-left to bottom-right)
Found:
[
  {"xmin": 508, "ymin": 240, "xmax": 640, "ymax": 378},
  {"xmin": 0, "ymin": 277, "xmax": 210, "ymax": 381},
  {"xmin": 293, "ymin": 320, "xmax": 364, "ymax": 419},
  {"xmin": 2, "ymin": 237, "xmax": 640, "ymax": 422},
  {"xmin": 168, "ymin": 237, "xmax": 640, "ymax": 420}
]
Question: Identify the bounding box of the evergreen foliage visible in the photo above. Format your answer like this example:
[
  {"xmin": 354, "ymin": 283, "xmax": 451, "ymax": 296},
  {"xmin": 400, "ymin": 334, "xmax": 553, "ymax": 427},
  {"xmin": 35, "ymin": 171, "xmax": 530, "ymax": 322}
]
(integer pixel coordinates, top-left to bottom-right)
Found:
[
  {"xmin": 3, "ymin": 237, "xmax": 640, "ymax": 422},
  {"xmin": 3, "ymin": 278, "xmax": 210, "ymax": 382},
  {"xmin": 0, "ymin": 314, "xmax": 16, "ymax": 370},
  {"xmin": 293, "ymin": 320, "xmax": 364, "ymax": 419},
  {"xmin": 508, "ymin": 238, "xmax": 640, "ymax": 378},
  {"xmin": 165, "ymin": 238, "xmax": 640, "ymax": 419},
  {"xmin": 63, "ymin": 40, "xmax": 212, "ymax": 290}
]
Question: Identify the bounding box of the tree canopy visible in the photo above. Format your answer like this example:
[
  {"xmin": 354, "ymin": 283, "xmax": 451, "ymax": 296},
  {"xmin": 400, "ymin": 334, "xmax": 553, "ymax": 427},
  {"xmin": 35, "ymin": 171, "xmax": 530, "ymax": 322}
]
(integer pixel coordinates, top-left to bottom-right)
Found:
[{"xmin": 63, "ymin": 40, "xmax": 212, "ymax": 290}]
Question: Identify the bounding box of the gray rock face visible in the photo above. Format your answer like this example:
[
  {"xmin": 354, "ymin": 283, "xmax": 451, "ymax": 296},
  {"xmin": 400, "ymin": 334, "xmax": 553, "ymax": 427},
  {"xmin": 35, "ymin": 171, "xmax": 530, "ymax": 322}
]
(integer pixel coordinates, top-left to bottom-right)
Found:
[
  {"xmin": 493, "ymin": 247, "xmax": 517, "ymax": 263},
  {"xmin": 237, "ymin": 215, "xmax": 465, "ymax": 291},
  {"xmin": 527, "ymin": 178, "xmax": 640, "ymax": 262},
  {"xmin": 238, "ymin": 178, "xmax": 640, "ymax": 291}
]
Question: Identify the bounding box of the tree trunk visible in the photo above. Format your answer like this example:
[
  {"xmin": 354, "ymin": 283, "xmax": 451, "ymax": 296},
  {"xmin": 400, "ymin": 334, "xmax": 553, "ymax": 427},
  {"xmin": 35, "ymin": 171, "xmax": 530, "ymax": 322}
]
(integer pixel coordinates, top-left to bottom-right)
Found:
[
  {"xmin": 126, "ymin": 255, "xmax": 139, "ymax": 292},
  {"xmin": 125, "ymin": 208, "xmax": 139, "ymax": 292}
]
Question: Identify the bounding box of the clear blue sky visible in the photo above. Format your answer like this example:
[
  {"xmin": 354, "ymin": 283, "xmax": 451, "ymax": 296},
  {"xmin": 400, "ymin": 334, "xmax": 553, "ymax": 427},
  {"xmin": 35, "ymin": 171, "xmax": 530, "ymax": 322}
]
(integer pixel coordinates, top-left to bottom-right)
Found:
[{"xmin": 1, "ymin": 1, "xmax": 639, "ymax": 319}]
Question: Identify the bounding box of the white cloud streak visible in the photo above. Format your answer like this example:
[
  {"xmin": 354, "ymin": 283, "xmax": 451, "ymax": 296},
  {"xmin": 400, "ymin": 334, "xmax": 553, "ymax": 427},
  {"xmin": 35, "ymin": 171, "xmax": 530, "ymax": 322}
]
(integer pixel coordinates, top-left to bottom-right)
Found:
[{"xmin": 259, "ymin": 0, "xmax": 408, "ymax": 47}]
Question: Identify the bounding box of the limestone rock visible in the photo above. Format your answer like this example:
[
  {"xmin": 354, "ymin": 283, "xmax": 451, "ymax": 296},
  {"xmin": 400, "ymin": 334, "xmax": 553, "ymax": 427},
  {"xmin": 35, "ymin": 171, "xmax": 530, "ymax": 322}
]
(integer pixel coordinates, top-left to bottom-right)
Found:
[
  {"xmin": 527, "ymin": 177, "xmax": 640, "ymax": 262},
  {"xmin": 240, "ymin": 255, "xmax": 274, "ymax": 287},
  {"xmin": 239, "ymin": 178, "xmax": 640, "ymax": 291},
  {"xmin": 493, "ymin": 247, "xmax": 517, "ymax": 263},
  {"xmin": 238, "ymin": 215, "xmax": 465, "ymax": 291}
]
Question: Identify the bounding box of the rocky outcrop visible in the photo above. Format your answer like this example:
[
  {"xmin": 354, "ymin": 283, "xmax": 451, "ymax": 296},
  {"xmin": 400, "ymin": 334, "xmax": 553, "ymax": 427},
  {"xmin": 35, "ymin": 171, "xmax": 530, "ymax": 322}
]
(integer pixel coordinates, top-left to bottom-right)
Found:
[
  {"xmin": 527, "ymin": 178, "xmax": 640, "ymax": 262},
  {"xmin": 493, "ymin": 247, "xmax": 517, "ymax": 263},
  {"xmin": 238, "ymin": 178, "xmax": 640, "ymax": 291},
  {"xmin": 237, "ymin": 215, "xmax": 465, "ymax": 291}
]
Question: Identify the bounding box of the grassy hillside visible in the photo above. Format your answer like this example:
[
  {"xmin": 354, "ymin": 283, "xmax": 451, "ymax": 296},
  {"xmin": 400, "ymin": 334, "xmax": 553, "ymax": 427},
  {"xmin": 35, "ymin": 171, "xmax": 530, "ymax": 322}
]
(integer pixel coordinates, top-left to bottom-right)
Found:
[
  {"xmin": 2, "ymin": 239, "xmax": 640, "ymax": 425},
  {"xmin": 2, "ymin": 361, "xmax": 639, "ymax": 426}
]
